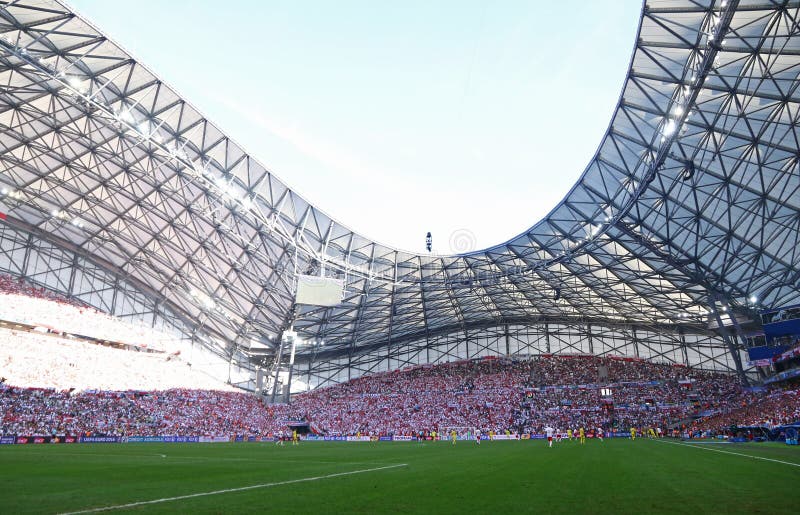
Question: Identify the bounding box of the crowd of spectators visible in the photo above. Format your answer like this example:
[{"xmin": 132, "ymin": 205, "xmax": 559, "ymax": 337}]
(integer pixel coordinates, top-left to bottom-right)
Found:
[
  {"xmin": 0, "ymin": 327, "xmax": 230, "ymax": 391},
  {"xmin": 693, "ymin": 387, "xmax": 800, "ymax": 431},
  {"xmin": 284, "ymin": 356, "xmax": 747, "ymax": 436},
  {"xmin": 3, "ymin": 355, "xmax": 771, "ymax": 438},
  {"xmin": 0, "ymin": 274, "xmax": 84, "ymax": 306},
  {"xmin": 1, "ymin": 270, "xmax": 797, "ymax": 438},
  {"xmin": 0, "ymin": 385, "xmax": 273, "ymax": 436},
  {"xmin": 0, "ymin": 273, "xmax": 184, "ymax": 353}
]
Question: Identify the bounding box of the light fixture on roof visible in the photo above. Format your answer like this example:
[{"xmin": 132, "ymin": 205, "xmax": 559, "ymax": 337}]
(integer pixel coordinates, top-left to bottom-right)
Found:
[
  {"xmin": 749, "ymin": 295, "xmax": 758, "ymax": 304},
  {"xmin": 137, "ymin": 121, "xmax": 150, "ymax": 136},
  {"xmin": 681, "ymin": 161, "xmax": 695, "ymax": 181},
  {"xmin": 189, "ymin": 287, "xmax": 216, "ymax": 310},
  {"xmin": 663, "ymin": 119, "xmax": 677, "ymax": 136},
  {"xmin": 67, "ymin": 76, "xmax": 87, "ymax": 94},
  {"xmin": 0, "ymin": 187, "xmax": 7, "ymax": 195},
  {"xmin": 116, "ymin": 109, "xmax": 135, "ymax": 124},
  {"xmin": 240, "ymin": 196, "xmax": 254, "ymax": 211}
]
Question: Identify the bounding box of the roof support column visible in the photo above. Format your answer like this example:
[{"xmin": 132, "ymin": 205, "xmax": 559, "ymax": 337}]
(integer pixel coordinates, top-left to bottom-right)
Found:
[
  {"xmin": 20, "ymin": 233, "xmax": 33, "ymax": 279},
  {"xmin": 67, "ymin": 254, "xmax": 79, "ymax": 301},
  {"xmin": 679, "ymin": 328, "xmax": 689, "ymax": 367},
  {"xmin": 708, "ymin": 294, "xmax": 749, "ymax": 386},
  {"xmin": 545, "ymin": 322, "xmax": 551, "ymax": 354}
]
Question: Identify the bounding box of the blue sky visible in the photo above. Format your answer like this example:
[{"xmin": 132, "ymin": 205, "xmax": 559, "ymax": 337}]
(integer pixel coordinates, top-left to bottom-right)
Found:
[{"xmin": 71, "ymin": 0, "xmax": 643, "ymax": 253}]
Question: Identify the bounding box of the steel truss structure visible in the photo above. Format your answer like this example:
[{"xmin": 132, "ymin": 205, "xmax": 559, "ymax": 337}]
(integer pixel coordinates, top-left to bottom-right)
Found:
[{"xmin": 1, "ymin": 0, "xmax": 799, "ymax": 390}]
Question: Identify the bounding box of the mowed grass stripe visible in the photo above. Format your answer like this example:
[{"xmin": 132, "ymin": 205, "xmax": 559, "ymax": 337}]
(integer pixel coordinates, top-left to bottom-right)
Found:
[
  {"xmin": 651, "ymin": 437, "xmax": 800, "ymax": 467},
  {"xmin": 1, "ymin": 440, "xmax": 799, "ymax": 514},
  {"xmin": 57, "ymin": 463, "xmax": 409, "ymax": 515}
]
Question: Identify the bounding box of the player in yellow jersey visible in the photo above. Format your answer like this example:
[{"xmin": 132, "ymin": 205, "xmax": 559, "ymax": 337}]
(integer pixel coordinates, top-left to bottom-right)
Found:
[
  {"xmin": 567, "ymin": 428, "xmax": 573, "ymax": 441},
  {"xmin": 489, "ymin": 429, "xmax": 494, "ymax": 442},
  {"xmin": 451, "ymin": 429, "xmax": 457, "ymax": 445},
  {"xmin": 579, "ymin": 427, "xmax": 585, "ymax": 444},
  {"xmin": 292, "ymin": 429, "xmax": 299, "ymax": 445},
  {"xmin": 630, "ymin": 427, "xmax": 636, "ymax": 440}
]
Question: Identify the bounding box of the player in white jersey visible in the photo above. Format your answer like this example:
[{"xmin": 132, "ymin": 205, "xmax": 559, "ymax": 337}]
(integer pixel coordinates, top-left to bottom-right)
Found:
[
  {"xmin": 597, "ymin": 427, "xmax": 604, "ymax": 442},
  {"xmin": 555, "ymin": 429, "xmax": 562, "ymax": 443},
  {"xmin": 475, "ymin": 429, "xmax": 482, "ymax": 445},
  {"xmin": 545, "ymin": 426, "xmax": 555, "ymax": 447}
]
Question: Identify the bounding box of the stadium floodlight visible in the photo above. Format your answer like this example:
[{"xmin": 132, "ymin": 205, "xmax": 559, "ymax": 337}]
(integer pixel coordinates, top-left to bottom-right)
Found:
[
  {"xmin": 188, "ymin": 288, "xmax": 216, "ymax": 310},
  {"xmin": 749, "ymin": 295, "xmax": 758, "ymax": 304},
  {"xmin": 115, "ymin": 108, "xmax": 135, "ymax": 124},
  {"xmin": 0, "ymin": 188, "xmax": 7, "ymax": 195},
  {"xmin": 663, "ymin": 119, "xmax": 677, "ymax": 136},
  {"xmin": 682, "ymin": 161, "xmax": 695, "ymax": 181},
  {"xmin": 67, "ymin": 76, "xmax": 83, "ymax": 91},
  {"xmin": 240, "ymin": 196, "xmax": 254, "ymax": 211}
]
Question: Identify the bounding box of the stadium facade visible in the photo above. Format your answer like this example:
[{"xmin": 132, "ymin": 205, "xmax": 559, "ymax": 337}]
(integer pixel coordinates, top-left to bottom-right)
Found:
[{"xmin": 0, "ymin": 0, "xmax": 798, "ymax": 392}]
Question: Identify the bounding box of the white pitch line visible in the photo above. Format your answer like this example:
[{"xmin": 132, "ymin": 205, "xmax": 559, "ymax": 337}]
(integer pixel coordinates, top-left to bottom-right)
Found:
[
  {"xmin": 57, "ymin": 463, "xmax": 408, "ymax": 515},
  {"xmin": 17, "ymin": 452, "xmax": 170, "ymax": 460},
  {"xmin": 652, "ymin": 438, "xmax": 800, "ymax": 468},
  {"xmin": 23, "ymin": 453, "xmax": 387, "ymax": 466}
]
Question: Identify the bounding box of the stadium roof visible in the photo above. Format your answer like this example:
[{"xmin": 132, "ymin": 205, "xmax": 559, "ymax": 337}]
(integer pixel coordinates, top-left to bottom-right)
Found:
[{"xmin": 1, "ymin": 0, "xmax": 799, "ymax": 365}]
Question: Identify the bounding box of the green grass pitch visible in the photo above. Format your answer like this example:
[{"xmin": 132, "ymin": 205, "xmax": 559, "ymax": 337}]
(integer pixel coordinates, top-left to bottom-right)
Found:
[{"xmin": 2, "ymin": 438, "xmax": 799, "ymax": 514}]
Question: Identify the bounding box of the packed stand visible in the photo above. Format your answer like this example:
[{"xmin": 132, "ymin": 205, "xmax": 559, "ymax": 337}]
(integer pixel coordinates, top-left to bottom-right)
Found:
[
  {"xmin": 0, "ymin": 327, "xmax": 231, "ymax": 392},
  {"xmin": 0, "ymin": 273, "xmax": 184, "ymax": 353},
  {"xmin": 693, "ymin": 388, "xmax": 800, "ymax": 433},
  {"xmin": 3, "ymin": 353, "xmax": 795, "ymax": 439},
  {"xmin": 0, "ymin": 385, "xmax": 276, "ymax": 437},
  {"xmin": 283, "ymin": 355, "xmax": 744, "ymax": 436},
  {"xmin": 0, "ymin": 273, "xmax": 83, "ymax": 306}
]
